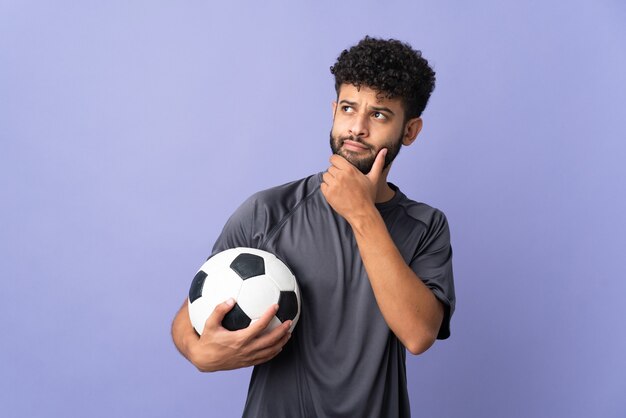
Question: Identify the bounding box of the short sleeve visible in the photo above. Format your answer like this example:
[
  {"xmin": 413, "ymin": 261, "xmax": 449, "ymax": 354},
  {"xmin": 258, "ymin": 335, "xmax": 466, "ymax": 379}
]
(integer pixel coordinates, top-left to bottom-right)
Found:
[
  {"xmin": 409, "ymin": 210, "xmax": 456, "ymax": 339},
  {"xmin": 210, "ymin": 195, "xmax": 260, "ymax": 256}
]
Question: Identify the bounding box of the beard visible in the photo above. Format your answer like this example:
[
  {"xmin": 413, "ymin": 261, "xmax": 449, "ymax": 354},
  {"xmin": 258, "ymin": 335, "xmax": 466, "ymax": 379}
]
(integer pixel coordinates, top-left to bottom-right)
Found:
[{"xmin": 329, "ymin": 130, "xmax": 403, "ymax": 175}]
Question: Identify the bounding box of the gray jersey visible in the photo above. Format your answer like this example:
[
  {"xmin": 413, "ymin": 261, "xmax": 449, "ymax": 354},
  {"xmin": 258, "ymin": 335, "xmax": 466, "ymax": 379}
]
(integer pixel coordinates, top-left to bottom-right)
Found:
[{"xmin": 211, "ymin": 173, "xmax": 455, "ymax": 418}]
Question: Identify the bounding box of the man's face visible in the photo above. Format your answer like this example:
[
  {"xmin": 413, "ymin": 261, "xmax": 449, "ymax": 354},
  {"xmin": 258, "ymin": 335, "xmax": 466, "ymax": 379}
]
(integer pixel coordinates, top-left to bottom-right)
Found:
[{"xmin": 330, "ymin": 83, "xmax": 407, "ymax": 174}]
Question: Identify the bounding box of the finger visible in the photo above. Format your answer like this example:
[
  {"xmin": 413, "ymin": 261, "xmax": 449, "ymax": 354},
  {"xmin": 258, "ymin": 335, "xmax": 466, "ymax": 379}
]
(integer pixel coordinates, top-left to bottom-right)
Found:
[
  {"xmin": 367, "ymin": 148, "xmax": 387, "ymax": 182},
  {"xmin": 329, "ymin": 154, "xmax": 351, "ymax": 169},
  {"xmin": 322, "ymin": 171, "xmax": 335, "ymax": 186},
  {"xmin": 253, "ymin": 320, "xmax": 292, "ymax": 349},
  {"xmin": 245, "ymin": 303, "xmax": 279, "ymax": 337},
  {"xmin": 250, "ymin": 332, "xmax": 292, "ymax": 365},
  {"xmin": 203, "ymin": 298, "xmax": 235, "ymax": 333},
  {"xmin": 327, "ymin": 165, "xmax": 340, "ymax": 177},
  {"xmin": 320, "ymin": 181, "xmax": 329, "ymax": 198},
  {"xmin": 250, "ymin": 344, "xmax": 284, "ymax": 365},
  {"xmin": 249, "ymin": 329, "xmax": 292, "ymax": 362}
]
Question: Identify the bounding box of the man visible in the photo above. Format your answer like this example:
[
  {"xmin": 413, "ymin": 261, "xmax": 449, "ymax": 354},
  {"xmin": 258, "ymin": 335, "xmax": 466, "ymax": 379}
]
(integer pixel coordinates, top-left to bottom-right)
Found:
[{"xmin": 172, "ymin": 36, "xmax": 455, "ymax": 417}]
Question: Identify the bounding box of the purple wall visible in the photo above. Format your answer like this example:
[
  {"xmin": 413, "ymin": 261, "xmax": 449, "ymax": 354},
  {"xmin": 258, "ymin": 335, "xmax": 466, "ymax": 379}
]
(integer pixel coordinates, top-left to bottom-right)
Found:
[{"xmin": 2, "ymin": 1, "xmax": 625, "ymax": 417}]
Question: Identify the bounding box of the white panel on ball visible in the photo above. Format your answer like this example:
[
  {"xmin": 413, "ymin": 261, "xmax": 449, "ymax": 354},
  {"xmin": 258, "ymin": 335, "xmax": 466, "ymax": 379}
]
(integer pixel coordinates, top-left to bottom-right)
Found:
[
  {"xmin": 188, "ymin": 297, "xmax": 216, "ymax": 335},
  {"xmin": 200, "ymin": 264, "xmax": 243, "ymax": 309},
  {"xmin": 266, "ymin": 257, "xmax": 296, "ymax": 291},
  {"xmin": 237, "ymin": 276, "xmax": 280, "ymax": 318}
]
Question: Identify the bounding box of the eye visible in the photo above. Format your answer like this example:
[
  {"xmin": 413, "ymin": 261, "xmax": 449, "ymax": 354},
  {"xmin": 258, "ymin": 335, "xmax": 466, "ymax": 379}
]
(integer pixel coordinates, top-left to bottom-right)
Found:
[
  {"xmin": 342, "ymin": 105, "xmax": 354, "ymax": 112},
  {"xmin": 373, "ymin": 112, "xmax": 386, "ymax": 120}
]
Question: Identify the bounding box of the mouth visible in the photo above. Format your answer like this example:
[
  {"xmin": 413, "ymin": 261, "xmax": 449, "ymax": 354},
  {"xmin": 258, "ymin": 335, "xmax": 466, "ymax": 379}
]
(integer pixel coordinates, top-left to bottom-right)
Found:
[{"xmin": 341, "ymin": 139, "xmax": 371, "ymax": 153}]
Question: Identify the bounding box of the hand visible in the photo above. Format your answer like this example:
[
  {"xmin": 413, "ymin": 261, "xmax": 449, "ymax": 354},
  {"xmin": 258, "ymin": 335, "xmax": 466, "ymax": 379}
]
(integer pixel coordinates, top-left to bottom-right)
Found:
[
  {"xmin": 188, "ymin": 299, "xmax": 292, "ymax": 372},
  {"xmin": 321, "ymin": 148, "xmax": 387, "ymax": 223}
]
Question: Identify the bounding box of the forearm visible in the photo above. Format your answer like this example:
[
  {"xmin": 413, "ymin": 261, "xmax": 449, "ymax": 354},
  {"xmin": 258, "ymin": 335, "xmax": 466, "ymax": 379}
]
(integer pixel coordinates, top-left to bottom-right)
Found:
[
  {"xmin": 171, "ymin": 301, "xmax": 198, "ymax": 362},
  {"xmin": 349, "ymin": 207, "xmax": 443, "ymax": 354}
]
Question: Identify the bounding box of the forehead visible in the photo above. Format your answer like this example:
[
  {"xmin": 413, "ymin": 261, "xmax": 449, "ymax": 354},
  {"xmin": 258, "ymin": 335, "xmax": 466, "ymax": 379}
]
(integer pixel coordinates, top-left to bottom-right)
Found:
[{"xmin": 337, "ymin": 83, "xmax": 404, "ymax": 111}]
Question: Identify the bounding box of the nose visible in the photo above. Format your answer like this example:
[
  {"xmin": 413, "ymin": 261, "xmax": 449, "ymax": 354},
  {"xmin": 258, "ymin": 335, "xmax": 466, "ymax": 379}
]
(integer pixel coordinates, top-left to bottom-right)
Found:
[{"xmin": 349, "ymin": 113, "xmax": 369, "ymax": 138}]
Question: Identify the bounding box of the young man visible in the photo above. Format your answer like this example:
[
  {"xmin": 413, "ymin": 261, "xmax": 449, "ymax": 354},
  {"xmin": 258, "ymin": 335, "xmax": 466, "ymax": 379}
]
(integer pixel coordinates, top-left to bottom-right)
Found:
[{"xmin": 172, "ymin": 36, "xmax": 456, "ymax": 417}]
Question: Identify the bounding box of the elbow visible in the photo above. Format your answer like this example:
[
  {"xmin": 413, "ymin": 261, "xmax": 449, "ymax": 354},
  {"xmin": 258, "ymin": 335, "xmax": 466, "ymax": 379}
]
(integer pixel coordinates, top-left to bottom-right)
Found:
[
  {"xmin": 405, "ymin": 303, "xmax": 445, "ymax": 355},
  {"xmin": 404, "ymin": 332, "xmax": 437, "ymax": 355}
]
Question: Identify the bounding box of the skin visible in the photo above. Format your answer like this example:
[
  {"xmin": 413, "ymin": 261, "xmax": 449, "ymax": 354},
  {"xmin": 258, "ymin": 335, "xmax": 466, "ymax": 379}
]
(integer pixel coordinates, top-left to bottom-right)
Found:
[
  {"xmin": 321, "ymin": 84, "xmax": 444, "ymax": 354},
  {"xmin": 171, "ymin": 298, "xmax": 292, "ymax": 372},
  {"xmin": 171, "ymin": 83, "xmax": 444, "ymax": 371}
]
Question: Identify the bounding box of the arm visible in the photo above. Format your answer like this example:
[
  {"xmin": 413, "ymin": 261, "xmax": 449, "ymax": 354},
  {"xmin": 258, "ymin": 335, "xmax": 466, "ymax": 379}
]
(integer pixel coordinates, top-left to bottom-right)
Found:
[
  {"xmin": 172, "ymin": 190, "xmax": 294, "ymax": 370},
  {"xmin": 349, "ymin": 206, "xmax": 443, "ymax": 354},
  {"xmin": 321, "ymin": 150, "xmax": 444, "ymax": 354},
  {"xmin": 171, "ymin": 298, "xmax": 292, "ymax": 372}
]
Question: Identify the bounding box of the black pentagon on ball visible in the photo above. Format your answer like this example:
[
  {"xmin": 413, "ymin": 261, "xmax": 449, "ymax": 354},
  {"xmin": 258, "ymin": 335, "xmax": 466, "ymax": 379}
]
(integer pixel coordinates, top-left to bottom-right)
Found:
[
  {"xmin": 222, "ymin": 303, "xmax": 252, "ymax": 331},
  {"xmin": 230, "ymin": 253, "xmax": 265, "ymax": 280},
  {"xmin": 276, "ymin": 291, "xmax": 298, "ymax": 322},
  {"xmin": 188, "ymin": 270, "xmax": 208, "ymax": 303}
]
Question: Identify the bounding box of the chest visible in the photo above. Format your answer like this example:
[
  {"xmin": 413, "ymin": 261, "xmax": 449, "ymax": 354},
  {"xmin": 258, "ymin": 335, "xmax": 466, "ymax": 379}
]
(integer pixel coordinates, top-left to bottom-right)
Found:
[{"xmin": 262, "ymin": 204, "xmax": 423, "ymax": 316}]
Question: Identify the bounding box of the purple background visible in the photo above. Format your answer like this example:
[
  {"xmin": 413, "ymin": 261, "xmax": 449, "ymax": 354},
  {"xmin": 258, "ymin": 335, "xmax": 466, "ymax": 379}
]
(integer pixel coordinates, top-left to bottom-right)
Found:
[{"xmin": 2, "ymin": 1, "xmax": 625, "ymax": 417}]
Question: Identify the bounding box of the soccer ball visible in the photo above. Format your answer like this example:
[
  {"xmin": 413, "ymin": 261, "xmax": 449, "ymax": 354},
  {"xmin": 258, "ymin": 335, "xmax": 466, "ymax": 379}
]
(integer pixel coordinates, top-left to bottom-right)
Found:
[{"xmin": 188, "ymin": 247, "xmax": 301, "ymax": 335}]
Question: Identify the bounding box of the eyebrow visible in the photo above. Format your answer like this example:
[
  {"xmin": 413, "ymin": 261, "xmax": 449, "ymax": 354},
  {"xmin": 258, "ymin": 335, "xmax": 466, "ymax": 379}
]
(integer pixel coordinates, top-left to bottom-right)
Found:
[{"xmin": 338, "ymin": 100, "xmax": 396, "ymax": 116}]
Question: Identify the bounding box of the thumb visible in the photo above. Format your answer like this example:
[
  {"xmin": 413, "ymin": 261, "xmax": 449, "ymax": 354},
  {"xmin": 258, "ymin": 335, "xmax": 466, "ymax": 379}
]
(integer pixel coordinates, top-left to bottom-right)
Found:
[
  {"xmin": 203, "ymin": 298, "xmax": 235, "ymax": 333},
  {"xmin": 367, "ymin": 148, "xmax": 387, "ymax": 182}
]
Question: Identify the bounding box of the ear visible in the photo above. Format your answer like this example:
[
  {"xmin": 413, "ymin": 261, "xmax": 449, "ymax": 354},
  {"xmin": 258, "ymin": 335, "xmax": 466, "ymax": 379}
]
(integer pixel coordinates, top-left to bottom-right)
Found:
[
  {"xmin": 402, "ymin": 117, "xmax": 423, "ymax": 146},
  {"xmin": 332, "ymin": 100, "xmax": 337, "ymax": 117}
]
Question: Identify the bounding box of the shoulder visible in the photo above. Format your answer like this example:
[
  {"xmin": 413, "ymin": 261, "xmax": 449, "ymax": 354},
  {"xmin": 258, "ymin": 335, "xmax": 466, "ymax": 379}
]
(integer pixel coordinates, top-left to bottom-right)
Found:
[
  {"xmin": 394, "ymin": 191, "xmax": 449, "ymax": 231},
  {"xmin": 238, "ymin": 174, "xmax": 321, "ymax": 213},
  {"xmin": 250, "ymin": 174, "xmax": 321, "ymax": 203},
  {"xmin": 212, "ymin": 174, "xmax": 321, "ymax": 252},
  {"xmin": 390, "ymin": 189, "xmax": 452, "ymax": 253},
  {"xmin": 231, "ymin": 174, "xmax": 321, "ymax": 231}
]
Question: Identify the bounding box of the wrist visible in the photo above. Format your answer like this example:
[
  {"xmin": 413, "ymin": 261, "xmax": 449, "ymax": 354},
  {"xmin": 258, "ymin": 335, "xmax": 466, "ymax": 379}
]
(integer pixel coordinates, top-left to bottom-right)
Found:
[{"xmin": 347, "ymin": 205, "xmax": 382, "ymax": 236}]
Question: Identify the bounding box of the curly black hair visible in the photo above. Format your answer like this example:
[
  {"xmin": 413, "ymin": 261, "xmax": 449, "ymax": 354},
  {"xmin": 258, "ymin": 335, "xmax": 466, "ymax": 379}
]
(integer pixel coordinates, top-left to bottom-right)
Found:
[{"xmin": 330, "ymin": 36, "xmax": 436, "ymax": 120}]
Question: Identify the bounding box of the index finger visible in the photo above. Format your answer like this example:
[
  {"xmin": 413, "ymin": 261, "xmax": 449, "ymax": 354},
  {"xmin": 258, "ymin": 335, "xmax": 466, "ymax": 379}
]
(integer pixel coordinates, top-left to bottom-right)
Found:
[
  {"xmin": 366, "ymin": 148, "xmax": 387, "ymax": 181},
  {"xmin": 329, "ymin": 154, "xmax": 352, "ymax": 169},
  {"xmin": 242, "ymin": 303, "xmax": 280, "ymax": 337}
]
